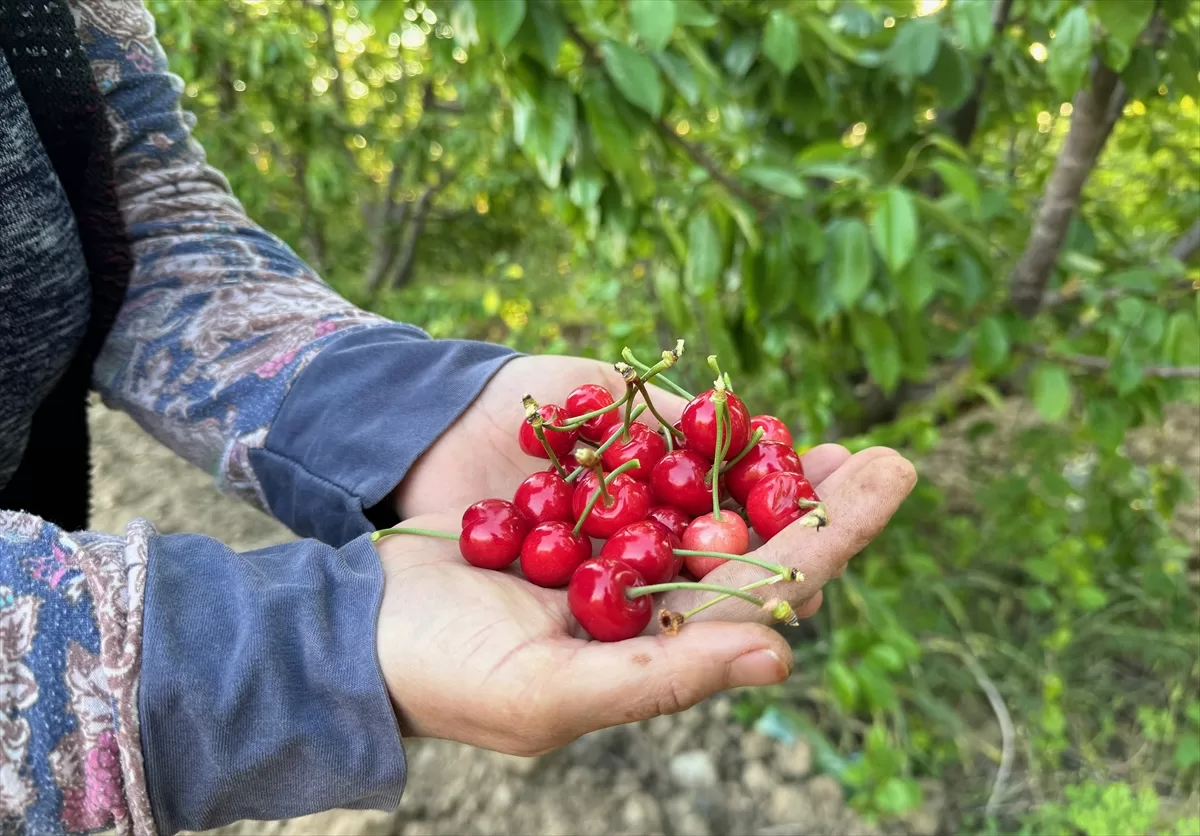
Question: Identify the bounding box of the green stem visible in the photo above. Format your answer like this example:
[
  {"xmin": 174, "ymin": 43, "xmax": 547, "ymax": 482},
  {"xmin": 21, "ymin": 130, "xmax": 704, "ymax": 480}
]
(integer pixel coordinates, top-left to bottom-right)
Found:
[
  {"xmin": 681, "ymin": 574, "xmax": 783, "ymax": 619},
  {"xmin": 635, "ymin": 382, "xmax": 685, "ymax": 439},
  {"xmin": 674, "ymin": 549, "xmax": 797, "ymax": 579},
  {"xmin": 572, "ymin": 458, "xmax": 641, "ymax": 537},
  {"xmin": 551, "ymin": 392, "xmax": 631, "ymax": 431},
  {"xmin": 565, "ymin": 404, "xmax": 646, "ymax": 483},
  {"xmin": 711, "ymin": 397, "xmax": 725, "ymax": 520},
  {"xmin": 627, "ymin": 581, "xmax": 767, "ymax": 608},
  {"xmin": 621, "ymin": 382, "xmax": 635, "ymax": 442},
  {"xmin": 371, "ymin": 526, "xmax": 458, "ymax": 544},
  {"xmin": 707, "ymin": 354, "xmax": 724, "ymax": 381},
  {"xmin": 721, "ymin": 428, "xmax": 764, "ymax": 473},
  {"xmin": 535, "ymin": 424, "xmax": 568, "ymax": 478},
  {"xmin": 622, "ymin": 348, "xmax": 693, "ymax": 400}
]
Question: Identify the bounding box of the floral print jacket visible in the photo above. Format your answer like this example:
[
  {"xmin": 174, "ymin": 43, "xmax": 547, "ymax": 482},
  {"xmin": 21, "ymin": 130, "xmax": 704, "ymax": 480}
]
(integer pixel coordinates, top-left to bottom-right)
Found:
[{"xmin": 1, "ymin": 0, "xmax": 515, "ymax": 833}]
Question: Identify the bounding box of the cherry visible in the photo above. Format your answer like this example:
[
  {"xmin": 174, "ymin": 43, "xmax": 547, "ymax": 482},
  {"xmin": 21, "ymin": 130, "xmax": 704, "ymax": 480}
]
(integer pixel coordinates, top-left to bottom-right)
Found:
[
  {"xmin": 750, "ymin": 415, "xmax": 794, "ymax": 447},
  {"xmin": 681, "ymin": 512, "xmax": 750, "ymax": 577},
  {"xmin": 520, "ymin": 522, "xmax": 592, "ymax": 588},
  {"xmin": 601, "ymin": 423, "xmax": 666, "ymax": 481},
  {"xmin": 513, "ymin": 471, "xmax": 574, "ymax": 525},
  {"xmin": 459, "ymin": 500, "xmax": 530, "ymax": 570},
  {"xmin": 746, "ymin": 471, "xmax": 822, "ymax": 540},
  {"xmin": 599, "ymin": 520, "xmax": 680, "ymax": 584},
  {"xmin": 646, "ymin": 505, "xmax": 689, "ymax": 547},
  {"xmin": 571, "ymin": 473, "xmax": 652, "ymax": 539},
  {"xmin": 681, "ymin": 390, "xmax": 751, "ymax": 461},
  {"xmin": 518, "ymin": 404, "xmax": 578, "ymax": 460},
  {"xmin": 567, "ymin": 558, "xmax": 653, "ymax": 642},
  {"xmin": 649, "ymin": 449, "xmax": 715, "ymax": 517},
  {"xmin": 724, "ymin": 441, "xmax": 804, "ymax": 506},
  {"xmin": 566, "ymin": 384, "xmax": 622, "ymax": 443}
]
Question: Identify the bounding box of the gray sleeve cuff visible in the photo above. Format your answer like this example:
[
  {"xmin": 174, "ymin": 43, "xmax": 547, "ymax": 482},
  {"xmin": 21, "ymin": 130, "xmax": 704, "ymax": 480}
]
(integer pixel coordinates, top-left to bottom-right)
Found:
[
  {"xmin": 250, "ymin": 324, "xmax": 517, "ymax": 546},
  {"xmin": 139, "ymin": 532, "xmax": 405, "ymax": 833}
]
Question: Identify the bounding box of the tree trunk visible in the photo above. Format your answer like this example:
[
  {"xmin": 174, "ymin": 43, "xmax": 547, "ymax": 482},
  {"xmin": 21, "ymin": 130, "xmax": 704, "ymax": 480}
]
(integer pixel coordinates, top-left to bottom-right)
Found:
[
  {"xmin": 1008, "ymin": 62, "xmax": 1124, "ymax": 317},
  {"xmin": 1171, "ymin": 220, "xmax": 1200, "ymax": 263}
]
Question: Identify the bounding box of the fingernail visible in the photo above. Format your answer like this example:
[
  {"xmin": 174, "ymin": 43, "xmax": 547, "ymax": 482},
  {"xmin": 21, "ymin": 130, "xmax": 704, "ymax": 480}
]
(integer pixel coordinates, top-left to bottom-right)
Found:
[{"xmin": 730, "ymin": 649, "xmax": 791, "ymax": 688}]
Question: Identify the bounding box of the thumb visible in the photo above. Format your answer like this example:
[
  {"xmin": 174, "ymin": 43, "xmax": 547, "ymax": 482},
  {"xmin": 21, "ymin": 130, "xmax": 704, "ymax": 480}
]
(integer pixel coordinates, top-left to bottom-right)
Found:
[{"xmin": 550, "ymin": 623, "xmax": 792, "ymax": 735}]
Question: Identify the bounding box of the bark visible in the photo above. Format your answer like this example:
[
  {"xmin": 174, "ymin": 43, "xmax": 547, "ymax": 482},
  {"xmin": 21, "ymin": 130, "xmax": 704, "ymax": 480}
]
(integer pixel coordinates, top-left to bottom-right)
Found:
[
  {"xmin": 364, "ymin": 163, "xmax": 409, "ymax": 294},
  {"xmin": 1008, "ymin": 62, "xmax": 1124, "ymax": 317},
  {"xmin": 947, "ymin": 0, "xmax": 1015, "ymax": 148},
  {"xmin": 1171, "ymin": 220, "xmax": 1200, "ymax": 263},
  {"xmin": 389, "ymin": 167, "xmax": 459, "ymax": 289},
  {"xmin": 313, "ymin": 0, "xmax": 349, "ymax": 118}
]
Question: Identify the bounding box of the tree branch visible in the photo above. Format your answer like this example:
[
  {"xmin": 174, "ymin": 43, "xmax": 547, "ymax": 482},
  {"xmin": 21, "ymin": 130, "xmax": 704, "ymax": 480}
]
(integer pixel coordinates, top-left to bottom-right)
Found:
[
  {"xmin": 560, "ymin": 17, "xmax": 769, "ymax": 214},
  {"xmin": 309, "ymin": 0, "xmax": 350, "ymax": 118},
  {"xmin": 947, "ymin": 0, "xmax": 1015, "ymax": 148},
  {"xmin": 1029, "ymin": 346, "xmax": 1200, "ymax": 379},
  {"xmin": 1171, "ymin": 220, "xmax": 1200, "ymax": 264}
]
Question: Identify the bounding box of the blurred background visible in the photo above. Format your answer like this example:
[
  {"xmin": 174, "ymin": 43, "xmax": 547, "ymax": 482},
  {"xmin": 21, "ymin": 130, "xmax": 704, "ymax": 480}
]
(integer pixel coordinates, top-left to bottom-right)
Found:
[{"xmin": 99, "ymin": 0, "xmax": 1200, "ymax": 832}]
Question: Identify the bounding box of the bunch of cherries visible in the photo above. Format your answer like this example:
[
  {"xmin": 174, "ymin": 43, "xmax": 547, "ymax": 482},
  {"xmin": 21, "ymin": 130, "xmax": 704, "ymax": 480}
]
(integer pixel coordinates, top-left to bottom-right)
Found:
[{"xmin": 374, "ymin": 342, "xmax": 827, "ymax": 642}]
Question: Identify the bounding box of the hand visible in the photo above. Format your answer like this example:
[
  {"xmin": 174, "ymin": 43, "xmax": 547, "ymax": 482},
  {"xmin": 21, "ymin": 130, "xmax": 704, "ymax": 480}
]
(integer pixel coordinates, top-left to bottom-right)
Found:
[
  {"xmin": 395, "ymin": 355, "xmax": 671, "ymax": 518},
  {"xmin": 374, "ymin": 444, "xmax": 916, "ymax": 756}
]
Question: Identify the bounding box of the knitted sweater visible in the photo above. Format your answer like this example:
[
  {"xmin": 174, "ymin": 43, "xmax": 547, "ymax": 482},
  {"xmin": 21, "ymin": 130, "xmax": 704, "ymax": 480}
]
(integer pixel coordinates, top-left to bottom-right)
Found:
[{"xmin": 0, "ymin": 0, "xmax": 516, "ymax": 833}]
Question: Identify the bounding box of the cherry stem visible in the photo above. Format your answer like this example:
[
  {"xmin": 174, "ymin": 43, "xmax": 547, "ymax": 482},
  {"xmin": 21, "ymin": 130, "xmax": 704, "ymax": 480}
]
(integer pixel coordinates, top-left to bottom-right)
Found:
[
  {"xmin": 572, "ymin": 458, "xmax": 641, "ymax": 537},
  {"xmin": 673, "ymin": 549, "xmax": 799, "ymax": 580},
  {"xmin": 626, "ymin": 581, "xmax": 767, "ymax": 608},
  {"xmin": 565, "ymin": 404, "xmax": 646, "ymax": 483},
  {"xmin": 552, "ymin": 392, "xmax": 631, "ymax": 431},
  {"xmin": 720, "ymin": 427, "xmax": 764, "ymax": 473},
  {"xmin": 535, "ymin": 424, "xmax": 569, "ymax": 478},
  {"xmin": 710, "ymin": 394, "xmax": 729, "ymax": 520},
  {"xmin": 621, "ymin": 382, "xmax": 636, "ymax": 442},
  {"xmin": 681, "ymin": 574, "xmax": 785, "ymax": 619},
  {"xmin": 635, "ymin": 382, "xmax": 685, "ymax": 439},
  {"xmin": 707, "ymin": 354, "xmax": 724, "ymax": 382},
  {"xmin": 622, "ymin": 348, "xmax": 694, "ymax": 400},
  {"xmin": 371, "ymin": 526, "xmax": 458, "ymax": 544}
]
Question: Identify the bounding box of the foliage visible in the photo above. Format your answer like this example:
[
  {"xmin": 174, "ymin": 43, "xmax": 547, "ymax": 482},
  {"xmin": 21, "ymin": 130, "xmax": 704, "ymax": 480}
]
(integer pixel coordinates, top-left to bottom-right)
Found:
[{"xmin": 151, "ymin": 0, "xmax": 1200, "ymax": 827}]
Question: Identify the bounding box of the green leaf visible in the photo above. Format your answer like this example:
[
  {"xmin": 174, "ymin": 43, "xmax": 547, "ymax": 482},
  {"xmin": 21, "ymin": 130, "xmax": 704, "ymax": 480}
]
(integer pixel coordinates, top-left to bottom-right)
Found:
[
  {"xmin": 972, "ymin": 316, "xmax": 1010, "ymax": 372},
  {"xmin": 875, "ymin": 777, "xmax": 923, "ymax": 814},
  {"xmin": 867, "ymin": 644, "xmax": 905, "ymax": 673},
  {"xmin": 926, "ymin": 41, "xmax": 974, "ymax": 110},
  {"xmin": 894, "ymin": 253, "xmax": 937, "ymax": 312},
  {"xmin": 515, "ymin": 77, "xmax": 576, "ymax": 188},
  {"xmin": 1032, "ymin": 362, "xmax": 1073, "ymax": 421},
  {"xmin": 742, "ymin": 165, "xmax": 807, "ymax": 199},
  {"xmin": 1175, "ymin": 734, "xmax": 1200, "ymax": 770},
  {"xmin": 654, "ymin": 265, "xmax": 692, "ymax": 332},
  {"xmin": 827, "ymin": 661, "xmax": 859, "ymax": 711},
  {"xmin": 931, "ymin": 159, "xmax": 981, "ymax": 216},
  {"xmin": 805, "ymin": 16, "xmax": 872, "ymax": 65},
  {"xmin": 473, "ymin": 0, "xmax": 526, "ymax": 49},
  {"xmin": 1163, "ymin": 310, "xmax": 1200, "ymax": 366},
  {"xmin": 871, "ymin": 188, "xmax": 919, "ymax": 274},
  {"xmin": 1110, "ymin": 354, "xmax": 1145, "ymax": 394},
  {"xmin": 855, "ymin": 661, "xmax": 898, "ymax": 710},
  {"xmin": 656, "ymin": 51, "xmax": 700, "ymax": 106},
  {"xmin": 600, "ymin": 40, "xmax": 664, "ymax": 117},
  {"xmin": 830, "ymin": 218, "xmax": 874, "ymax": 307},
  {"xmin": 954, "ymin": 0, "xmax": 994, "ymax": 57},
  {"xmin": 853, "ymin": 313, "xmax": 902, "ymax": 393},
  {"xmin": 631, "ymin": 0, "xmax": 676, "ymax": 52},
  {"xmin": 1096, "ymin": 0, "xmax": 1153, "ymax": 70},
  {"xmin": 675, "ymin": 0, "xmax": 717, "ymax": 27},
  {"xmin": 763, "ymin": 10, "xmax": 802, "ymax": 76},
  {"xmin": 685, "ymin": 210, "xmax": 721, "ymax": 295},
  {"xmin": 723, "ymin": 31, "xmax": 759, "ymax": 78},
  {"xmin": 885, "ymin": 18, "xmax": 941, "ymax": 79},
  {"xmin": 529, "ymin": 3, "xmax": 565, "ymax": 66},
  {"xmin": 1047, "ymin": 6, "xmax": 1093, "ymax": 99}
]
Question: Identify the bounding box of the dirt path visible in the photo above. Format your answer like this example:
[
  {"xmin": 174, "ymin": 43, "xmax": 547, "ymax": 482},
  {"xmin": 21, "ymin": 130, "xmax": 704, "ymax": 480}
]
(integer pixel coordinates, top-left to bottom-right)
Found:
[{"xmin": 89, "ymin": 403, "xmax": 944, "ymax": 836}]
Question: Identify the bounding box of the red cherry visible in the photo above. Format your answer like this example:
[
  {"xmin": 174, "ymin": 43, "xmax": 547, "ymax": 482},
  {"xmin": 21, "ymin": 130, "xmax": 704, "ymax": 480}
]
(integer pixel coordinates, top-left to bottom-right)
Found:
[
  {"xmin": 462, "ymin": 498, "xmax": 523, "ymax": 529},
  {"xmin": 520, "ymin": 522, "xmax": 592, "ymax": 588},
  {"xmin": 566, "ymin": 384, "xmax": 622, "ymax": 443},
  {"xmin": 724, "ymin": 441, "xmax": 804, "ymax": 506},
  {"xmin": 681, "ymin": 512, "xmax": 750, "ymax": 577},
  {"xmin": 459, "ymin": 500, "xmax": 530, "ymax": 569},
  {"xmin": 649, "ymin": 449, "xmax": 715, "ymax": 517},
  {"xmin": 513, "ymin": 471, "xmax": 574, "ymax": 525},
  {"xmin": 567, "ymin": 558, "xmax": 652, "ymax": 642},
  {"xmin": 601, "ymin": 423, "xmax": 666, "ymax": 481},
  {"xmin": 518, "ymin": 404, "xmax": 578, "ymax": 459},
  {"xmin": 599, "ymin": 520, "xmax": 680, "ymax": 584},
  {"xmin": 746, "ymin": 471, "xmax": 821, "ymax": 540},
  {"xmin": 750, "ymin": 415, "xmax": 794, "ymax": 447},
  {"xmin": 680, "ymin": 390, "xmax": 751, "ymax": 461},
  {"xmin": 646, "ymin": 505, "xmax": 690, "ymax": 547},
  {"xmin": 571, "ymin": 473, "xmax": 652, "ymax": 539}
]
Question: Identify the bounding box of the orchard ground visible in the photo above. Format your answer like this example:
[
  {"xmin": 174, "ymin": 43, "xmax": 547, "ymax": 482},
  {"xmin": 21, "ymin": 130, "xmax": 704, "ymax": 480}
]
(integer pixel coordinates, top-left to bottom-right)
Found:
[{"xmin": 89, "ymin": 398, "xmax": 1199, "ymax": 835}]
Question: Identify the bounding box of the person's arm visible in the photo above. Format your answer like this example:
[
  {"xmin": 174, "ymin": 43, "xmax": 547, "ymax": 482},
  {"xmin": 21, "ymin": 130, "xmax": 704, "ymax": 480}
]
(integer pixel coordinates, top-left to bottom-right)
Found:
[
  {"xmin": 79, "ymin": 0, "xmax": 515, "ymax": 546},
  {"xmin": 0, "ymin": 509, "xmax": 404, "ymax": 834}
]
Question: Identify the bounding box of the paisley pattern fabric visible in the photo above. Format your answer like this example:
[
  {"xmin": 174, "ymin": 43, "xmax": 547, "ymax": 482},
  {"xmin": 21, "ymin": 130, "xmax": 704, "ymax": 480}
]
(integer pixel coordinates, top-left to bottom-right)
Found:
[{"xmin": 1, "ymin": 0, "xmax": 401, "ymax": 831}]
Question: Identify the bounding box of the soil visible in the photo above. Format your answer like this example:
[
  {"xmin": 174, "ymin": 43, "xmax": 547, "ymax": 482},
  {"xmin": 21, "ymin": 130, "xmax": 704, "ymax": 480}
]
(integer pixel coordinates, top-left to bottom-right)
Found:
[{"xmin": 89, "ymin": 397, "xmax": 1199, "ymax": 835}]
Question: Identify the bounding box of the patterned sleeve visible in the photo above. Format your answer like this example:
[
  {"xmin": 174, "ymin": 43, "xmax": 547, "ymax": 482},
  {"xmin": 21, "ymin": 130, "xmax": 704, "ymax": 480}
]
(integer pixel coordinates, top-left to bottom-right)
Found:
[
  {"xmin": 69, "ymin": 0, "xmax": 388, "ymax": 512},
  {"xmin": 0, "ymin": 511, "xmax": 154, "ymax": 834}
]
